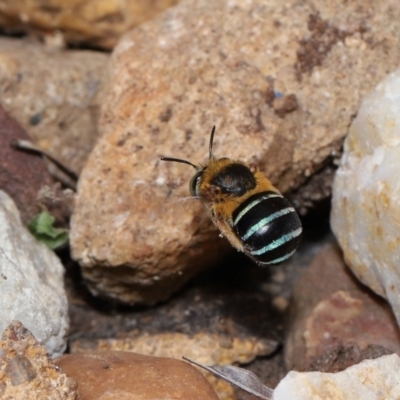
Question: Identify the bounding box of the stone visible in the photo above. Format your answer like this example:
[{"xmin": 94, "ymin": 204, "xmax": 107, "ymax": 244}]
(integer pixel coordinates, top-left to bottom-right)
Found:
[
  {"xmin": 273, "ymin": 354, "xmax": 400, "ymax": 400},
  {"xmin": 0, "ymin": 37, "xmax": 108, "ymax": 175},
  {"xmin": 288, "ymin": 165, "xmax": 336, "ymax": 215},
  {"xmin": 71, "ymin": 0, "xmax": 400, "ymax": 304},
  {"xmin": 0, "ymin": 190, "xmax": 69, "ymax": 358},
  {"xmin": 72, "ymin": 332, "xmax": 276, "ymax": 400},
  {"xmin": 66, "ymin": 254, "xmax": 283, "ymax": 400},
  {"xmin": 0, "ymin": 104, "xmax": 58, "ymax": 225},
  {"xmin": 285, "ymin": 243, "xmax": 400, "ymax": 372},
  {"xmin": 55, "ymin": 351, "xmax": 219, "ymax": 400},
  {"xmin": 0, "ymin": 0, "xmax": 179, "ymax": 49},
  {"xmin": 331, "ymin": 67, "xmax": 400, "ymax": 326},
  {"xmin": 73, "ymin": 332, "xmax": 276, "ymax": 366},
  {"xmin": 0, "ymin": 321, "xmax": 77, "ymax": 400}
]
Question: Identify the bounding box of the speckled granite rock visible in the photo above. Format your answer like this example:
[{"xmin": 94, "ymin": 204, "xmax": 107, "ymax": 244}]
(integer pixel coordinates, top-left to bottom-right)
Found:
[
  {"xmin": 0, "ymin": 321, "xmax": 77, "ymax": 400},
  {"xmin": 0, "ymin": 190, "xmax": 69, "ymax": 358},
  {"xmin": 285, "ymin": 243, "xmax": 400, "ymax": 372},
  {"xmin": 71, "ymin": 0, "xmax": 400, "ymax": 305},
  {"xmin": 0, "ymin": 37, "xmax": 108, "ymax": 174},
  {"xmin": 273, "ymin": 354, "xmax": 400, "ymax": 400},
  {"xmin": 0, "ymin": 0, "xmax": 179, "ymax": 49},
  {"xmin": 331, "ymin": 67, "xmax": 400, "ymax": 326},
  {"xmin": 55, "ymin": 351, "xmax": 219, "ymax": 400}
]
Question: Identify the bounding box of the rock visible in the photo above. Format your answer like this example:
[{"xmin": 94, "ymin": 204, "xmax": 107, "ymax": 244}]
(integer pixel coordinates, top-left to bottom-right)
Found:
[
  {"xmin": 0, "ymin": 190, "xmax": 69, "ymax": 358},
  {"xmin": 285, "ymin": 243, "xmax": 400, "ymax": 372},
  {"xmin": 71, "ymin": 0, "xmax": 400, "ymax": 304},
  {"xmin": 72, "ymin": 332, "xmax": 276, "ymax": 400},
  {"xmin": 0, "ymin": 0, "xmax": 179, "ymax": 49},
  {"xmin": 331, "ymin": 67, "xmax": 400, "ymax": 326},
  {"xmin": 0, "ymin": 321, "xmax": 77, "ymax": 400},
  {"xmin": 55, "ymin": 351, "xmax": 219, "ymax": 400},
  {"xmin": 66, "ymin": 255, "xmax": 284, "ymax": 400},
  {"xmin": 288, "ymin": 165, "xmax": 336, "ymax": 216},
  {"xmin": 273, "ymin": 353, "xmax": 400, "ymax": 400},
  {"xmin": 0, "ymin": 37, "xmax": 108, "ymax": 175},
  {"xmin": 72, "ymin": 332, "xmax": 276, "ymax": 366},
  {"xmin": 0, "ymin": 104, "xmax": 59, "ymax": 225}
]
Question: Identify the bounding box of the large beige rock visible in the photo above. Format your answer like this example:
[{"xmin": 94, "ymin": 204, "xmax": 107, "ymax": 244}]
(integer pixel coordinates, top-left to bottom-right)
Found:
[
  {"xmin": 331, "ymin": 67, "xmax": 400, "ymax": 325},
  {"xmin": 71, "ymin": 0, "xmax": 400, "ymax": 305},
  {"xmin": 0, "ymin": 0, "xmax": 179, "ymax": 49}
]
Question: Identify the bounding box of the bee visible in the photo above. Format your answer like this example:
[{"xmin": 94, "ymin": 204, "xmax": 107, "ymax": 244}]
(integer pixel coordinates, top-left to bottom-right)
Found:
[{"xmin": 161, "ymin": 126, "xmax": 302, "ymax": 266}]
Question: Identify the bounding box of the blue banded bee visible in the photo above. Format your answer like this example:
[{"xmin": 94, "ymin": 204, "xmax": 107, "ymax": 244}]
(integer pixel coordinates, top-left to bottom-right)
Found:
[{"xmin": 161, "ymin": 127, "xmax": 302, "ymax": 265}]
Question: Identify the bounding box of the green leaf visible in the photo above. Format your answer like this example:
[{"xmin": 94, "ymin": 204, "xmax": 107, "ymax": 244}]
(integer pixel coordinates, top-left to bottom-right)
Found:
[{"xmin": 28, "ymin": 211, "xmax": 69, "ymax": 250}]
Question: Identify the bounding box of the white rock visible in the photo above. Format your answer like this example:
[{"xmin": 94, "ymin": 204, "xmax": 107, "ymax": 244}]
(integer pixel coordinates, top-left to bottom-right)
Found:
[
  {"xmin": 0, "ymin": 191, "xmax": 68, "ymax": 358},
  {"xmin": 330, "ymin": 67, "xmax": 400, "ymax": 323},
  {"xmin": 273, "ymin": 354, "xmax": 400, "ymax": 400}
]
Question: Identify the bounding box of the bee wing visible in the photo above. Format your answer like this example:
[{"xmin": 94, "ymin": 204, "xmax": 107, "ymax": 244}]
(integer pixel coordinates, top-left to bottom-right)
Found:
[{"xmin": 182, "ymin": 357, "xmax": 273, "ymax": 400}]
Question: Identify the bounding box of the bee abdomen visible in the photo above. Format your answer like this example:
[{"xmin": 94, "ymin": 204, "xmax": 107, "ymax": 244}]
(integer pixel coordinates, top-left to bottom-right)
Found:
[{"xmin": 232, "ymin": 191, "xmax": 302, "ymax": 265}]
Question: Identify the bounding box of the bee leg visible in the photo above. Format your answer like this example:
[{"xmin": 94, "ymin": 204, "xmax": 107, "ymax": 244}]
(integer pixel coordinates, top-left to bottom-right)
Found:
[{"xmin": 212, "ymin": 210, "xmax": 246, "ymax": 253}]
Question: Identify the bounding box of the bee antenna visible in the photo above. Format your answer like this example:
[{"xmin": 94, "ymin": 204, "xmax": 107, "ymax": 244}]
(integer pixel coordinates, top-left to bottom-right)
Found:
[
  {"xmin": 160, "ymin": 157, "xmax": 198, "ymax": 170},
  {"xmin": 209, "ymin": 125, "xmax": 216, "ymax": 160}
]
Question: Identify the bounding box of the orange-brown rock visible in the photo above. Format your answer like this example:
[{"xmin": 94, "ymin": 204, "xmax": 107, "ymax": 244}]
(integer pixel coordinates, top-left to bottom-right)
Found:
[
  {"xmin": 70, "ymin": 331, "xmax": 276, "ymax": 399},
  {"xmin": 55, "ymin": 351, "xmax": 220, "ymax": 400},
  {"xmin": 71, "ymin": 0, "xmax": 400, "ymax": 305},
  {"xmin": 0, "ymin": 0, "xmax": 179, "ymax": 49}
]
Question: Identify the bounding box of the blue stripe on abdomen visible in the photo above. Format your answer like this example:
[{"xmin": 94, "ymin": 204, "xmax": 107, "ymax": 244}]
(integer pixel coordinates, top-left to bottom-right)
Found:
[{"xmin": 232, "ymin": 191, "xmax": 302, "ymax": 265}]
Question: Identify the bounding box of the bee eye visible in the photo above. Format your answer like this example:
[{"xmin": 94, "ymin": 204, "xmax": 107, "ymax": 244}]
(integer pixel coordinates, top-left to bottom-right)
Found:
[{"xmin": 189, "ymin": 170, "xmax": 204, "ymax": 196}]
